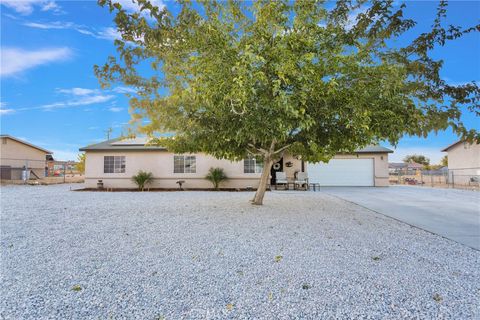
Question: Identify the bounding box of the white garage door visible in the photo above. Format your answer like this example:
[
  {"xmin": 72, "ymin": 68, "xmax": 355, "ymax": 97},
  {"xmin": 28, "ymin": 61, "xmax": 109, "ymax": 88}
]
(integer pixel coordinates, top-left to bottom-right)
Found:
[{"xmin": 307, "ymin": 159, "xmax": 374, "ymax": 186}]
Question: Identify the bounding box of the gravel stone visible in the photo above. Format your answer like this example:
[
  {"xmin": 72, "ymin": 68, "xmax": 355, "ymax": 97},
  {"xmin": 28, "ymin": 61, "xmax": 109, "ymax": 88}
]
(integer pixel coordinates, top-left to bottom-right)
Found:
[{"xmin": 1, "ymin": 184, "xmax": 479, "ymax": 319}]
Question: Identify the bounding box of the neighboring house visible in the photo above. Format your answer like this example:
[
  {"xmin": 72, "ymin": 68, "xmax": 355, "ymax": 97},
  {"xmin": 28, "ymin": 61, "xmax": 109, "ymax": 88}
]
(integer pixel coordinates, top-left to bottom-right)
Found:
[
  {"xmin": 0, "ymin": 135, "xmax": 52, "ymax": 181},
  {"xmin": 46, "ymin": 157, "xmax": 78, "ymax": 176},
  {"xmin": 388, "ymin": 162, "xmax": 424, "ymax": 174},
  {"xmin": 441, "ymin": 140, "xmax": 480, "ymax": 185},
  {"xmin": 79, "ymin": 137, "xmax": 392, "ymax": 189}
]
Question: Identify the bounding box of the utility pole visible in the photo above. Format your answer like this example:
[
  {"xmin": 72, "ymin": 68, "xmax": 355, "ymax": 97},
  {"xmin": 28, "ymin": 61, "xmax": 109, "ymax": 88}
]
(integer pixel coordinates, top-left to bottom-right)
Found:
[{"xmin": 105, "ymin": 127, "xmax": 113, "ymax": 140}]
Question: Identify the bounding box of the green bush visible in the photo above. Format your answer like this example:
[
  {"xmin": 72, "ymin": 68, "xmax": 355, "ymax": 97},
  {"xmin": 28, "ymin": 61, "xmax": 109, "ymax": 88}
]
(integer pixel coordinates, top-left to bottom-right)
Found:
[
  {"xmin": 132, "ymin": 170, "xmax": 154, "ymax": 191},
  {"xmin": 205, "ymin": 167, "xmax": 228, "ymax": 190}
]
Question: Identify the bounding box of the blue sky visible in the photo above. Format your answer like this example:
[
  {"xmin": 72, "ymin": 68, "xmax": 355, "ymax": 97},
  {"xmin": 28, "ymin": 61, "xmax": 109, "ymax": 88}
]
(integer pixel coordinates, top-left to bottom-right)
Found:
[{"xmin": 1, "ymin": 0, "xmax": 479, "ymax": 162}]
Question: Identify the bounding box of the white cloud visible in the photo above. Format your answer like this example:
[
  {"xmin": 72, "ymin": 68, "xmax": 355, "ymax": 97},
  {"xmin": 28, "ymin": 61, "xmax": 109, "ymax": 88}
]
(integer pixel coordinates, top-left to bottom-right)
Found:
[
  {"xmin": 1, "ymin": 101, "xmax": 16, "ymax": 115},
  {"xmin": 76, "ymin": 29, "xmax": 95, "ymax": 36},
  {"xmin": 95, "ymin": 27, "xmax": 144, "ymax": 44},
  {"xmin": 41, "ymin": 94, "xmax": 115, "ymax": 111},
  {"xmin": 113, "ymin": 86, "xmax": 136, "ymax": 94},
  {"xmin": 23, "ymin": 21, "xmax": 73, "ymax": 29},
  {"xmin": 0, "ymin": 47, "xmax": 72, "ymax": 77},
  {"xmin": 96, "ymin": 27, "xmax": 122, "ymax": 41},
  {"xmin": 108, "ymin": 107, "xmax": 124, "ymax": 112},
  {"xmin": 113, "ymin": 0, "xmax": 164, "ymax": 18},
  {"xmin": 9, "ymin": 91, "xmax": 115, "ymax": 113},
  {"xmin": 345, "ymin": 6, "xmax": 370, "ymax": 30},
  {"xmin": 1, "ymin": 0, "xmax": 62, "ymax": 15},
  {"xmin": 22, "ymin": 18, "xmax": 143, "ymax": 44},
  {"xmin": 57, "ymin": 88, "xmax": 99, "ymax": 96},
  {"xmin": 0, "ymin": 108, "xmax": 16, "ymax": 115},
  {"xmin": 40, "ymin": 1, "xmax": 59, "ymax": 12}
]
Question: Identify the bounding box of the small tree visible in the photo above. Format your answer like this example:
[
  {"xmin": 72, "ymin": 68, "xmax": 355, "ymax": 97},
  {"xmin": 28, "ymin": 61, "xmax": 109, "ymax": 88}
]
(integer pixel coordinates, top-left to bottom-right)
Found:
[
  {"xmin": 76, "ymin": 153, "xmax": 86, "ymax": 175},
  {"xmin": 132, "ymin": 170, "xmax": 153, "ymax": 191},
  {"xmin": 403, "ymin": 154, "xmax": 430, "ymax": 166},
  {"xmin": 441, "ymin": 155, "xmax": 448, "ymax": 167},
  {"xmin": 205, "ymin": 167, "xmax": 228, "ymax": 190}
]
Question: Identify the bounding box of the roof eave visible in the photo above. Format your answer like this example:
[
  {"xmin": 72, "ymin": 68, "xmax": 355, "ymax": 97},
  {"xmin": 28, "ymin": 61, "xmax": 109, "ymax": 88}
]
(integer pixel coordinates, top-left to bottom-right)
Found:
[
  {"xmin": 80, "ymin": 147, "xmax": 167, "ymax": 152},
  {"xmin": 355, "ymin": 150, "xmax": 394, "ymax": 154},
  {"xmin": 0, "ymin": 134, "xmax": 53, "ymax": 154},
  {"xmin": 441, "ymin": 140, "xmax": 463, "ymax": 152}
]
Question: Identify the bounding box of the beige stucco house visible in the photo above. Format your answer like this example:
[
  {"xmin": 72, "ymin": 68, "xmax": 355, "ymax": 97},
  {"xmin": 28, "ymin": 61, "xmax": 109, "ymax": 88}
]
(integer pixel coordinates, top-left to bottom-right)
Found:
[
  {"xmin": 0, "ymin": 135, "xmax": 52, "ymax": 180},
  {"xmin": 80, "ymin": 137, "xmax": 392, "ymax": 189},
  {"xmin": 442, "ymin": 140, "xmax": 480, "ymax": 185}
]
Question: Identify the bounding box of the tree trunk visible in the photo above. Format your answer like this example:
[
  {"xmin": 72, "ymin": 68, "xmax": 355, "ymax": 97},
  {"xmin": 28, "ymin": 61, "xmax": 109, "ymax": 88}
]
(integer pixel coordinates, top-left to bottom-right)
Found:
[{"xmin": 252, "ymin": 156, "xmax": 273, "ymax": 205}]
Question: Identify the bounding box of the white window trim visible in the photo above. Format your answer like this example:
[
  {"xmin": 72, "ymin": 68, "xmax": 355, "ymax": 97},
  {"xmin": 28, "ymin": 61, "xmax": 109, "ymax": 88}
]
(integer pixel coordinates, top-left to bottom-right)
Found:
[
  {"xmin": 173, "ymin": 155, "xmax": 196, "ymax": 174},
  {"xmin": 244, "ymin": 157, "xmax": 263, "ymax": 174},
  {"xmin": 103, "ymin": 156, "xmax": 126, "ymax": 174}
]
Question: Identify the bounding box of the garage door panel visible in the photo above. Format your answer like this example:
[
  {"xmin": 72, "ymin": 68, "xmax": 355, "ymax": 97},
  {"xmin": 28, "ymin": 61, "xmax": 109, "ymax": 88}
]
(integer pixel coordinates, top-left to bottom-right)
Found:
[{"xmin": 307, "ymin": 159, "xmax": 374, "ymax": 186}]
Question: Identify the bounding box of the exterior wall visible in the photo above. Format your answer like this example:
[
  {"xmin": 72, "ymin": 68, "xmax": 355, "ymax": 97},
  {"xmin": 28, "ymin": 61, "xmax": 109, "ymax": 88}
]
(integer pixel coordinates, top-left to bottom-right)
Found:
[
  {"xmin": 307, "ymin": 153, "xmax": 390, "ymax": 187},
  {"xmin": 0, "ymin": 137, "xmax": 48, "ymax": 178},
  {"xmin": 84, "ymin": 150, "xmax": 390, "ymax": 189},
  {"xmin": 84, "ymin": 151, "xmax": 265, "ymax": 189},
  {"xmin": 446, "ymin": 142, "xmax": 480, "ymax": 185},
  {"xmin": 282, "ymin": 153, "xmax": 303, "ymax": 181}
]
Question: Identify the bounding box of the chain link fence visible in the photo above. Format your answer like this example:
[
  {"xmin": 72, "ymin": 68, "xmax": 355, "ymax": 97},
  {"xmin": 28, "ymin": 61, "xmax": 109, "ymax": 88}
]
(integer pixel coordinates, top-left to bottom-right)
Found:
[
  {"xmin": 390, "ymin": 168, "xmax": 479, "ymax": 190},
  {"xmin": 0, "ymin": 158, "xmax": 83, "ymax": 184}
]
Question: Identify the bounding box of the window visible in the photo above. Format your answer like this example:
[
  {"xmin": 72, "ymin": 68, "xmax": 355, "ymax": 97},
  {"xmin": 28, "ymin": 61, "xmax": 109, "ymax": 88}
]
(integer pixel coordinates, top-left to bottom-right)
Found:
[
  {"xmin": 244, "ymin": 157, "xmax": 263, "ymax": 173},
  {"xmin": 104, "ymin": 156, "xmax": 126, "ymax": 173},
  {"xmin": 174, "ymin": 155, "xmax": 196, "ymax": 173}
]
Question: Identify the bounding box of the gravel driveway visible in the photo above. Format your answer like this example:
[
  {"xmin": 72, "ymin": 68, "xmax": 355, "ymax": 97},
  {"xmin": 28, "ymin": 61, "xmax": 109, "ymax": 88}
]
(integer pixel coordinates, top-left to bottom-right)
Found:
[{"xmin": 1, "ymin": 184, "xmax": 479, "ymax": 319}]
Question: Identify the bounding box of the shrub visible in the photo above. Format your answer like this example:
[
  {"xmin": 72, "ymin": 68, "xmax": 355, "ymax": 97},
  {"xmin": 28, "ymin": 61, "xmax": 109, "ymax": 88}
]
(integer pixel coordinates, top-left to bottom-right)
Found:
[
  {"xmin": 205, "ymin": 167, "xmax": 228, "ymax": 190},
  {"xmin": 132, "ymin": 170, "xmax": 154, "ymax": 191}
]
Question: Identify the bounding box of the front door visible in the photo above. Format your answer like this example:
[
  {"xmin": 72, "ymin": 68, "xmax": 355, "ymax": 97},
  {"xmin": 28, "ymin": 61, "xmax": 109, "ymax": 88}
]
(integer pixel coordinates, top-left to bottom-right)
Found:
[{"xmin": 270, "ymin": 158, "xmax": 283, "ymax": 185}]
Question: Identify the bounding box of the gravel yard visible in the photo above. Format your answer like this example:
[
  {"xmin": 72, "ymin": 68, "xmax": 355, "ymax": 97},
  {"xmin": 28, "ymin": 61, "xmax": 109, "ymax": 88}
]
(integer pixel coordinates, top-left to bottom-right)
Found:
[{"xmin": 1, "ymin": 184, "xmax": 479, "ymax": 319}]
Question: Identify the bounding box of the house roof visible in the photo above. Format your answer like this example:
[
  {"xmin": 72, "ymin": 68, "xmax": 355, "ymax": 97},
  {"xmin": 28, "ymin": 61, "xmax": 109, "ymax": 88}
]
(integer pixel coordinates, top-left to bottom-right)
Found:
[
  {"xmin": 0, "ymin": 134, "xmax": 52, "ymax": 154},
  {"xmin": 79, "ymin": 137, "xmax": 167, "ymax": 151},
  {"xmin": 406, "ymin": 162, "xmax": 424, "ymax": 169},
  {"xmin": 80, "ymin": 138, "xmax": 393, "ymax": 154},
  {"xmin": 355, "ymin": 145, "xmax": 393, "ymax": 153},
  {"xmin": 389, "ymin": 162, "xmax": 407, "ymax": 169},
  {"xmin": 389, "ymin": 162, "xmax": 424, "ymax": 169},
  {"xmin": 441, "ymin": 140, "xmax": 462, "ymax": 152},
  {"xmin": 440, "ymin": 140, "xmax": 479, "ymax": 152}
]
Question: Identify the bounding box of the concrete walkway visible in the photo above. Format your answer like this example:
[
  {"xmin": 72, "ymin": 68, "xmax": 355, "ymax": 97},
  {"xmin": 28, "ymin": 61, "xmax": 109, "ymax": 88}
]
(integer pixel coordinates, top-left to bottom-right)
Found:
[{"xmin": 321, "ymin": 186, "xmax": 480, "ymax": 250}]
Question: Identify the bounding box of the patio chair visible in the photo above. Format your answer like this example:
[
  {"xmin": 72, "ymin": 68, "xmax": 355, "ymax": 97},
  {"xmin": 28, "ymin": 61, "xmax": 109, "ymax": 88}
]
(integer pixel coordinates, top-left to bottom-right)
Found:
[
  {"xmin": 294, "ymin": 172, "xmax": 309, "ymax": 190},
  {"xmin": 275, "ymin": 172, "xmax": 288, "ymax": 190}
]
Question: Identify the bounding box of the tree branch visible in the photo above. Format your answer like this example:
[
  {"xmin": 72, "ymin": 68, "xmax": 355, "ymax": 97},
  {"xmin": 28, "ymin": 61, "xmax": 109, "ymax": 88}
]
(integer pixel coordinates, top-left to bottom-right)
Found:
[
  {"xmin": 273, "ymin": 144, "xmax": 291, "ymax": 155},
  {"xmin": 248, "ymin": 143, "xmax": 268, "ymax": 154}
]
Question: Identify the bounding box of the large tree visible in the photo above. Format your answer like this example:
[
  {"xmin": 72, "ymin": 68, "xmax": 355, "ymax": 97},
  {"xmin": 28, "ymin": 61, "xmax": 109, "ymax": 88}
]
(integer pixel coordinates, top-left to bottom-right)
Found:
[
  {"xmin": 403, "ymin": 154, "xmax": 430, "ymax": 166},
  {"xmin": 96, "ymin": 0, "xmax": 479, "ymax": 204}
]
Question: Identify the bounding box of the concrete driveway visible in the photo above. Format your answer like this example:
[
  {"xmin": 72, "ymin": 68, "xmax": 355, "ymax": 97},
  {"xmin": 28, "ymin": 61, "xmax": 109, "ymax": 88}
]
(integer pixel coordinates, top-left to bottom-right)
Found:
[{"xmin": 321, "ymin": 186, "xmax": 480, "ymax": 250}]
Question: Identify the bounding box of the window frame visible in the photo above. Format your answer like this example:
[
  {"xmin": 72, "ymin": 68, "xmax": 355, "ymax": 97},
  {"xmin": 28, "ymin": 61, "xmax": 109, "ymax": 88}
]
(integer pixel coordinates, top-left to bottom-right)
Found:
[
  {"xmin": 244, "ymin": 157, "xmax": 263, "ymax": 174},
  {"xmin": 173, "ymin": 155, "xmax": 196, "ymax": 173},
  {"xmin": 103, "ymin": 156, "xmax": 126, "ymax": 174}
]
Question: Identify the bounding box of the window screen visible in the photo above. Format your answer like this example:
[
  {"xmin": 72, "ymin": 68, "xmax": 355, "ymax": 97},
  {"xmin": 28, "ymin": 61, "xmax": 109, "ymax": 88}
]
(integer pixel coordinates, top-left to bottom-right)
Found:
[
  {"xmin": 104, "ymin": 156, "xmax": 126, "ymax": 173},
  {"xmin": 174, "ymin": 155, "xmax": 196, "ymax": 173},
  {"xmin": 244, "ymin": 157, "xmax": 263, "ymax": 173}
]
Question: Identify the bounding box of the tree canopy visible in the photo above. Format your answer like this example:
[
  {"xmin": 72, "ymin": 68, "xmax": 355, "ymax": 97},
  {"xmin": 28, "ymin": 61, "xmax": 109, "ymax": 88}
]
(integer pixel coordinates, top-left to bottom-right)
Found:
[
  {"xmin": 441, "ymin": 155, "xmax": 448, "ymax": 167},
  {"xmin": 76, "ymin": 153, "xmax": 86, "ymax": 174},
  {"xmin": 403, "ymin": 154, "xmax": 430, "ymax": 166},
  {"xmin": 95, "ymin": 0, "xmax": 480, "ymax": 204}
]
